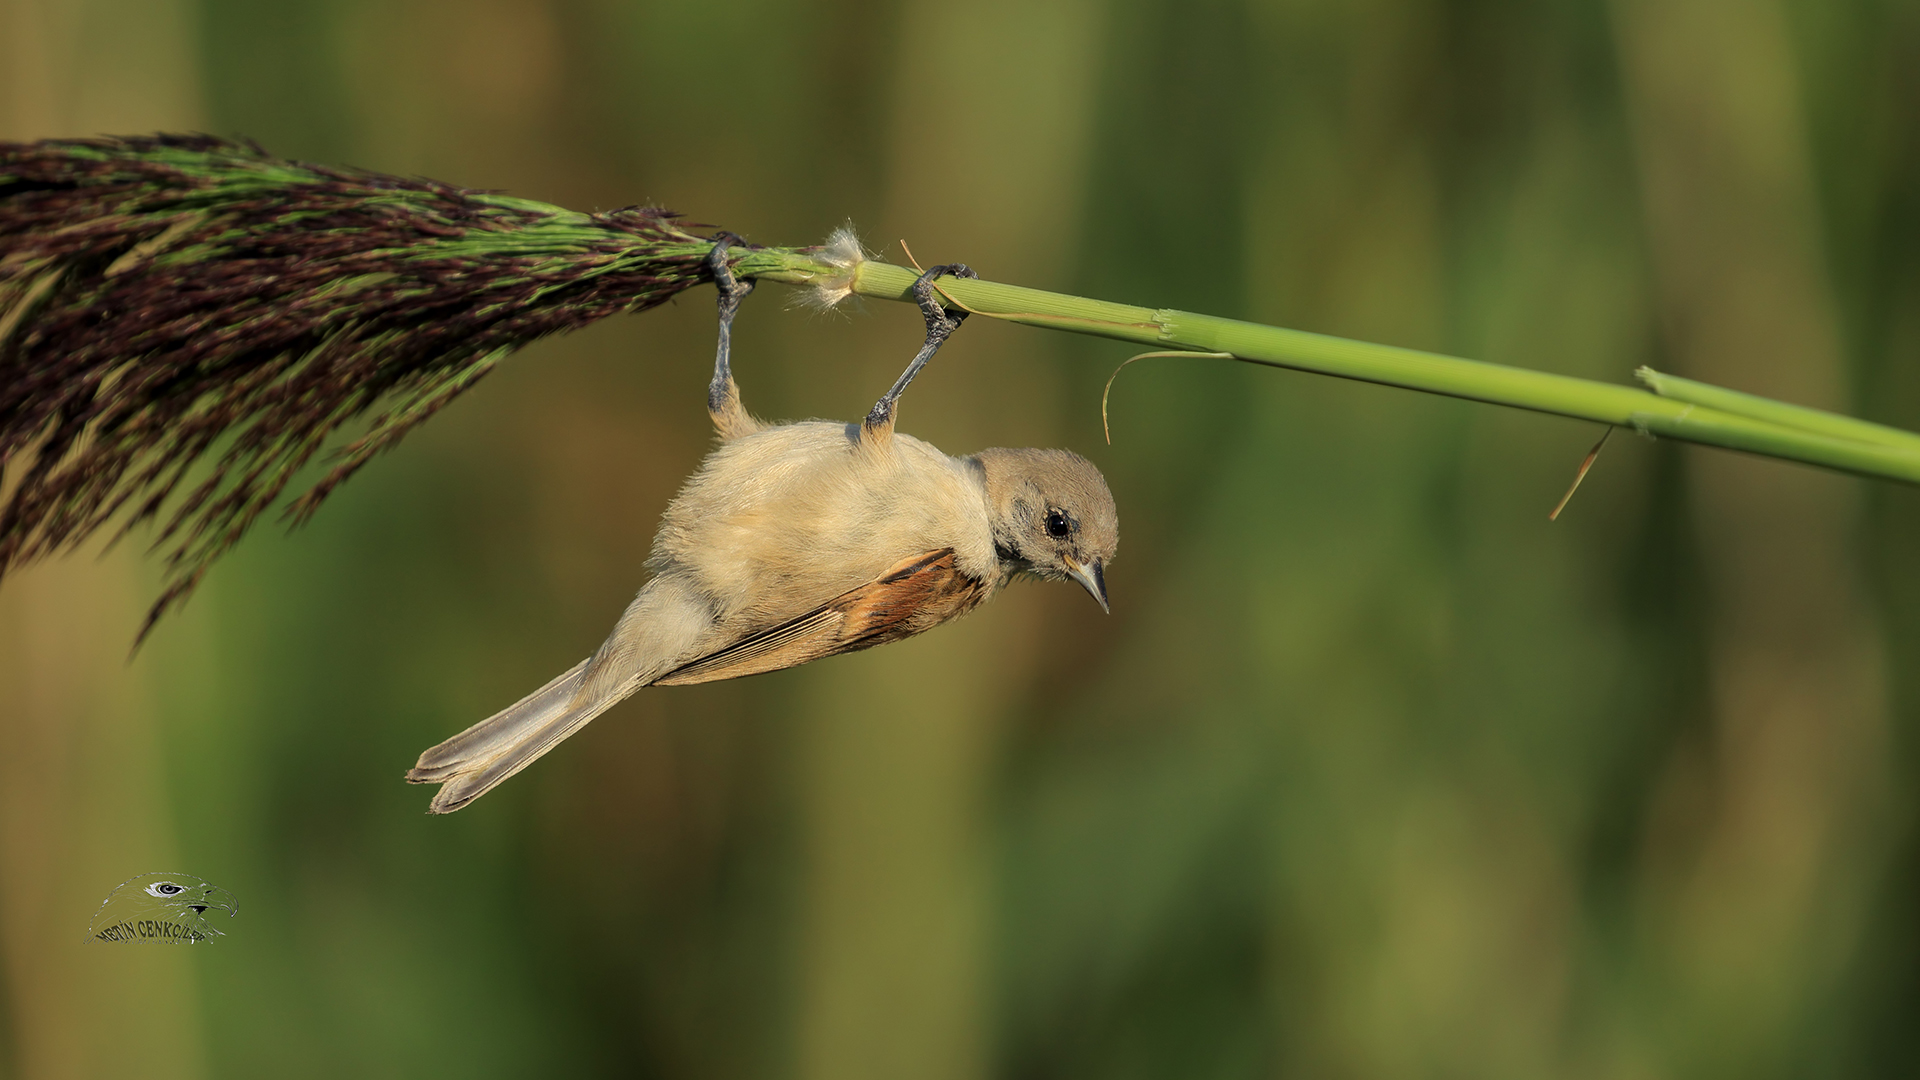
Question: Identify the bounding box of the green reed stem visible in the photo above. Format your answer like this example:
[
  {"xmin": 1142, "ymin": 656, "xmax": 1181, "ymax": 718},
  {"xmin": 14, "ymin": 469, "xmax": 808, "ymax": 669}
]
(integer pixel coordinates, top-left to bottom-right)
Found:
[
  {"xmin": 1635, "ymin": 366, "xmax": 1920, "ymax": 457},
  {"xmin": 735, "ymin": 247, "xmax": 1920, "ymax": 485}
]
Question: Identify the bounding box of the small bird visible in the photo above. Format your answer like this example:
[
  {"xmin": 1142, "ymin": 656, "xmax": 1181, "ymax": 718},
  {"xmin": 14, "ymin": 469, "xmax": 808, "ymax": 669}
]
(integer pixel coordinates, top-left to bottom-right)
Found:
[{"xmin": 407, "ymin": 237, "xmax": 1118, "ymax": 813}]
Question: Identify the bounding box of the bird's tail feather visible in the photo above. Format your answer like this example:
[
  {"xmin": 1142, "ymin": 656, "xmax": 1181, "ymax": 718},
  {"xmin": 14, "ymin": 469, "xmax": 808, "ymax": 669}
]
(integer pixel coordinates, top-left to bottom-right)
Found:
[
  {"xmin": 406, "ymin": 658, "xmax": 614, "ymax": 813},
  {"xmin": 407, "ymin": 576, "xmax": 714, "ymax": 813}
]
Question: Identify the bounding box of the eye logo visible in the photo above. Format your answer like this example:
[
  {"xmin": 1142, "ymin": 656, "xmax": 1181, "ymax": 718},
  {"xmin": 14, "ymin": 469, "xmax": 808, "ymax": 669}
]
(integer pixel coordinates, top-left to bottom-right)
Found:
[{"xmin": 88, "ymin": 872, "xmax": 238, "ymax": 944}]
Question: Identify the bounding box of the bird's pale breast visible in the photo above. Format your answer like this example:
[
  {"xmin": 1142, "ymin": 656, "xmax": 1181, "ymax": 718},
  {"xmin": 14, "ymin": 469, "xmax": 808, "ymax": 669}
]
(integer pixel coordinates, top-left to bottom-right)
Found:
[{"xmin": 647, "ymin": 421, "xmax": 998, "ymax": 629}]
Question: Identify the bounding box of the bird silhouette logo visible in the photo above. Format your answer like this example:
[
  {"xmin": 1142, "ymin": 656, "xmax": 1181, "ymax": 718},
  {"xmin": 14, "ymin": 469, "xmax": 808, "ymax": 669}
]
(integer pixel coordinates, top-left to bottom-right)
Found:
[{"xmin": 87, "ymin": 872, "xmax": 238, "ymax": 944}]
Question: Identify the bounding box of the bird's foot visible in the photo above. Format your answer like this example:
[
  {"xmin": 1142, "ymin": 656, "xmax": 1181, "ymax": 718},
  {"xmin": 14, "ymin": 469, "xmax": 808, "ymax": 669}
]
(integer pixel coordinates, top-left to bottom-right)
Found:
[
  {"xmin": 707, "ymin": 233, "xmax": 757, "ymax": 433},
  {"xmin": 863, "ymin": 263, "xmax": 979, "ymax": 436}
]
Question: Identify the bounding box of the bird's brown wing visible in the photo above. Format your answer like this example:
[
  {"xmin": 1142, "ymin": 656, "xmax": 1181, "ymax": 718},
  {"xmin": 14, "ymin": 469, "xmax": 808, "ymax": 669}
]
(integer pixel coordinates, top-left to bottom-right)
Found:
[{"xmin": 651, "ymin": 548, "xmax": 990, "ymax": 687}]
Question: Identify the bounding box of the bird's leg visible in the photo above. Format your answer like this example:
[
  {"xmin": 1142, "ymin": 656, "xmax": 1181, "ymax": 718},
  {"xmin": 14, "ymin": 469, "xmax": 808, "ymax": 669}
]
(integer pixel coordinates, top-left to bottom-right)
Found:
[
  {"xmin": 707, "ymin": 233, "xmax": 758, "ymax": 439},
  {"xmin": 862, "ymin": 263, "xmax": 979, "ymax": 441}
]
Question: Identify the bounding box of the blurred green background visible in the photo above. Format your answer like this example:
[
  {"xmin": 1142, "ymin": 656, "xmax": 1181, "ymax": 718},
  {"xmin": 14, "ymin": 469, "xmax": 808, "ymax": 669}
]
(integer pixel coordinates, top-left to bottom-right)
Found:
[{"xmin": 5, "ymin": 0, "xmax": 1920, "ymax": 1076}]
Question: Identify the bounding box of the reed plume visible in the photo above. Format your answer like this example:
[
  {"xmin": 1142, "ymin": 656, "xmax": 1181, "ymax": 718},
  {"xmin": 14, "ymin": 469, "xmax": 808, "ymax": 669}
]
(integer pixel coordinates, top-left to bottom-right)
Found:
[{"xmin": 0, "ymin": 135, "xmax": 717, "ymax": 639}]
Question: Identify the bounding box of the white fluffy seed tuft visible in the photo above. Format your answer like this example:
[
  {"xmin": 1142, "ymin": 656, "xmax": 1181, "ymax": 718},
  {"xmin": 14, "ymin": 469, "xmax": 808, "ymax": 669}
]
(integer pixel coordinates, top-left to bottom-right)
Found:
[{"xmin": 801, "ymin": 225, "xmax": 870, "ymax": 309}]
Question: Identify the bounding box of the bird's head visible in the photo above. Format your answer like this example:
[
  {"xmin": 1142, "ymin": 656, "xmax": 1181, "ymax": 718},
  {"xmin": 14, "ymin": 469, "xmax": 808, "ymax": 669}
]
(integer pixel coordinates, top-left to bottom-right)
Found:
[{"xmin": 975, "ymin": 447, "xmax": 1119, "ymax": 611}]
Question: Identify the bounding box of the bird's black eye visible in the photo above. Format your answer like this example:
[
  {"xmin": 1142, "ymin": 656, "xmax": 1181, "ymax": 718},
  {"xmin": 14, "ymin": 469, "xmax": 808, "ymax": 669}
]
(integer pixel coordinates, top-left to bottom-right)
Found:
[{"xmin": 1044, "ymin": 509, "xmax": 1071, "ymax": 539}]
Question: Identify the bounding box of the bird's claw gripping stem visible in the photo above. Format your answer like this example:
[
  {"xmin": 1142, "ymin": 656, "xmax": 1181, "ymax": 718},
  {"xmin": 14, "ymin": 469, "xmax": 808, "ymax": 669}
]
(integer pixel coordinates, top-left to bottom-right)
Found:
[
  {"xmin": 863, "ymin": 263, "xmax": 979, "ymax": 437},
  {"xmin": 707, "ymin": 233, "xmax": 756, "ymax": 435}
]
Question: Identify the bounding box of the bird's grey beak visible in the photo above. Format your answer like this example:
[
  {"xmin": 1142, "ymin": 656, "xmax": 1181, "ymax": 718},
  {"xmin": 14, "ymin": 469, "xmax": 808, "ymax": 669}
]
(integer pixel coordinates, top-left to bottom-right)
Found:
[{"xmin": 1064, "ymin": 557, "xmax": 1109, "ymax": 613}]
